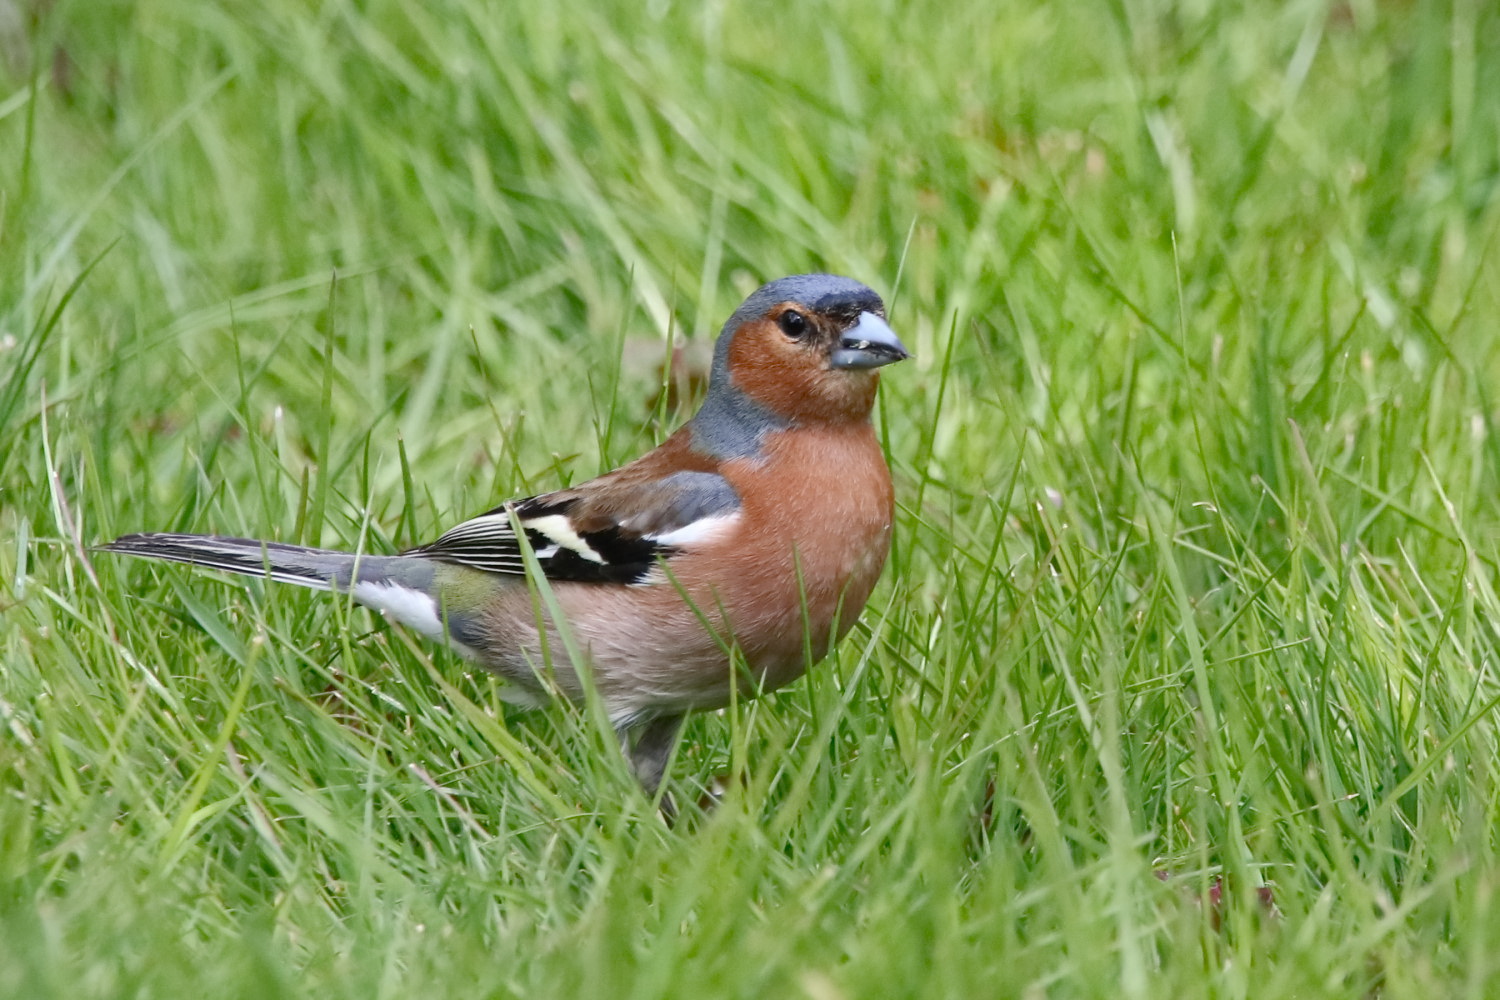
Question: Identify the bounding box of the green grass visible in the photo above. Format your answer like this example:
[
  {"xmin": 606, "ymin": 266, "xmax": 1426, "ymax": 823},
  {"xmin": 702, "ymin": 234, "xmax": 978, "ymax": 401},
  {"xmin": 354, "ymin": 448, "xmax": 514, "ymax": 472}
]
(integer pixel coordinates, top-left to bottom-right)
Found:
[{"xmin": 4, "ymin": 0, "xmax": 1500, "ymax": 995}]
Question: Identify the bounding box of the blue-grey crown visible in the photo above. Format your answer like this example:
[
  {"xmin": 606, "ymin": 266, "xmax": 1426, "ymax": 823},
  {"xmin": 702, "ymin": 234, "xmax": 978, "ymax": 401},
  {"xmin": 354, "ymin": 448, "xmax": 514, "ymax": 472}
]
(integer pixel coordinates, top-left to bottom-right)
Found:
[{"xmin": 719, "ymin": 274, "xmax": 883, "ymax": 336}]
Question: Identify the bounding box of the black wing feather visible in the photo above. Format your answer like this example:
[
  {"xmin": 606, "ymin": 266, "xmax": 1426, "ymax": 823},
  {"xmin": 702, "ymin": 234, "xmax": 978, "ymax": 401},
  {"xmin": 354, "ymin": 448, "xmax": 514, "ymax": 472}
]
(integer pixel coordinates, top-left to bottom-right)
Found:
[{"xmin": 406, "ymin": 471, "xmax": 740, "ymax": 585}]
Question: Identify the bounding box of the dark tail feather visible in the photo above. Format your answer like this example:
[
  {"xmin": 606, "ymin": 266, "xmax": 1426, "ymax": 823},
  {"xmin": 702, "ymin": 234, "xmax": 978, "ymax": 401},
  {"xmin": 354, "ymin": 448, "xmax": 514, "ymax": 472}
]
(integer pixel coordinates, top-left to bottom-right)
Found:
[{"xmin": 97, "ymin": 533, "xmax": 363, "ymax": 591}]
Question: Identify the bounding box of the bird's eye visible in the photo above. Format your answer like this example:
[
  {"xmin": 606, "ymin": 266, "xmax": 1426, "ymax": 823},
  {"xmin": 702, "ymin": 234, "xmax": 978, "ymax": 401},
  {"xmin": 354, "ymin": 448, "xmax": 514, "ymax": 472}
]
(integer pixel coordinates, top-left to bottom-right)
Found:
[{"xmin": 778, "ymin": 310, "xmax": 808, "ymax": 339}]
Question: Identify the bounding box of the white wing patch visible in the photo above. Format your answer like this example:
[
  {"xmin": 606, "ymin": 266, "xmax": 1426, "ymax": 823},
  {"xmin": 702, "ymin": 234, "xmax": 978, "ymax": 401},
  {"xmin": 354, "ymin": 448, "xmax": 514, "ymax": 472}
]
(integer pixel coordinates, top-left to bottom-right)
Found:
[
  {"xmin": 645, "ymin": 511, "xmax": 742, "ymax": 548},
  {"xmin": 522, "ymin": 513, "xmax": 606, "ymax": 564},
  {"xmin": 353, "ymin": 580, "xmax": 444, "ymax": 638},
  {"xmin": 408, "ymin": 471, "xmax": 740, "ymax": 584}
]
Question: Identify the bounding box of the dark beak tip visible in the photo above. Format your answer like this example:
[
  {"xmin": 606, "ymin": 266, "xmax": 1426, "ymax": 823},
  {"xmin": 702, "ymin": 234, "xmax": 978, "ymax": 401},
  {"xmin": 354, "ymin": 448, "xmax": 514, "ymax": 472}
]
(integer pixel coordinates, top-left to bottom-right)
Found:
[{"xmin": 831, "ymin": 343, "xmax": 909, "ymax": 370}]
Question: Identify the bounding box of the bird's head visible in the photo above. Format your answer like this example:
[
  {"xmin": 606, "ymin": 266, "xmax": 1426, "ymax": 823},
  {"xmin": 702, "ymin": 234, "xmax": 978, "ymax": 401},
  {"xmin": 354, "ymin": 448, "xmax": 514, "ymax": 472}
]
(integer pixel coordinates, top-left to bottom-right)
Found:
[{"xmin": 700, "ymin": 275, "xmax": 908, "ymax": 440}]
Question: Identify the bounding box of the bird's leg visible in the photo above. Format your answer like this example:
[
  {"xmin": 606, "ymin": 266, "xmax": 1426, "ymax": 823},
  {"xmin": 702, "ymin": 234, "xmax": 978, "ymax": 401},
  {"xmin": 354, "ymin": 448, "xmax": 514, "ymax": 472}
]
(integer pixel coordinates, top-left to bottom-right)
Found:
[{"xmin": 624, "ymin": 713, "xmax": 685, "ymax": 800}]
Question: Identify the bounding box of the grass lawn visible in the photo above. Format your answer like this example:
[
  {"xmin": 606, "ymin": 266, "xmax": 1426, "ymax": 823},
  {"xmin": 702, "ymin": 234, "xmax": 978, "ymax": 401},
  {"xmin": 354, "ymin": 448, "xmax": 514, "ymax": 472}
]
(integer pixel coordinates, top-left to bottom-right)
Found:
[{"xmin": 4, "ymin": 0, "xmax": 1500, "ymax": 996}]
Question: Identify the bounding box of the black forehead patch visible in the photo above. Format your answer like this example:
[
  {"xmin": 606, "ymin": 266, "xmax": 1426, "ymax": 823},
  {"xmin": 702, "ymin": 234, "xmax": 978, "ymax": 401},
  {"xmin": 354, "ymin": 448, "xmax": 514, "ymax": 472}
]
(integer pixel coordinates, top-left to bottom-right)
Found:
[
  {"xmin": 804, "ymin": 284, "xmax": 884, "ymax": 315},
  {"xmin": 806, "ymin": 294, "xmax": 882, "ymax": 325}
]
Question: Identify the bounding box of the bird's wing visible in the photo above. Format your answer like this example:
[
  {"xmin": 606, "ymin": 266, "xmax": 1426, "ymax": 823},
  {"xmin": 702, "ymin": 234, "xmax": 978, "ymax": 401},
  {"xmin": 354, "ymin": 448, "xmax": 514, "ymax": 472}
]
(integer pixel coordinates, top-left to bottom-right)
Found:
[{"xmin": 405, "ymin": 470, "xmax": 742, "ymax": 584}]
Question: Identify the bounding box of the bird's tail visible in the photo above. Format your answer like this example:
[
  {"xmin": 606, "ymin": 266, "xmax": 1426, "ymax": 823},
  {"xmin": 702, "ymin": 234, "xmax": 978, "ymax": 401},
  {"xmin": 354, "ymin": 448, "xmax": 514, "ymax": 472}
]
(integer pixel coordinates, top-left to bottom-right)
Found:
[
  {"xmin": 98, "ymin": 532, "xmax": 374, "ymax": 590},
  {"xmin": 98, "ymin": 532, "xmax": 449, "ymax": 637},
  {"xmin": 98, "ymin": 530, "xmax": 450, "ymax": 632}
]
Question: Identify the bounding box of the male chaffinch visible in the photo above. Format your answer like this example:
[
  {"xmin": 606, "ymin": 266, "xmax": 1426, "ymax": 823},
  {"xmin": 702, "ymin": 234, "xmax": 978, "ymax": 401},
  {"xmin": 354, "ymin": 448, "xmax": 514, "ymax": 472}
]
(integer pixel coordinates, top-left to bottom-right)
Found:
[{"xmin": 102, "ymin": 274, "xmax": 909, "ymax": 793}]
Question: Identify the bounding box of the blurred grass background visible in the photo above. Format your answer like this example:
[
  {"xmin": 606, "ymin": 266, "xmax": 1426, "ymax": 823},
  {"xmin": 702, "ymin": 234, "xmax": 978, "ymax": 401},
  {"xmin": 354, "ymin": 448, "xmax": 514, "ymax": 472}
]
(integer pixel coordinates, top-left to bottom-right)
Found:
[{"xmin": 4, "ymin": 0, "xmax": 1500, "ymax": 996}]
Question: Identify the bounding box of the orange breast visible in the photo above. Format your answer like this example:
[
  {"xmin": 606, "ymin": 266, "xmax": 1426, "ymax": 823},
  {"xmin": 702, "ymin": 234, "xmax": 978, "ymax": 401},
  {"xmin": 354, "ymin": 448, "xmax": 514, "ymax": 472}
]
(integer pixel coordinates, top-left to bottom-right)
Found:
[{"xmin": 689, "ymin": 421, "xmax": 895, "ymax": 688}]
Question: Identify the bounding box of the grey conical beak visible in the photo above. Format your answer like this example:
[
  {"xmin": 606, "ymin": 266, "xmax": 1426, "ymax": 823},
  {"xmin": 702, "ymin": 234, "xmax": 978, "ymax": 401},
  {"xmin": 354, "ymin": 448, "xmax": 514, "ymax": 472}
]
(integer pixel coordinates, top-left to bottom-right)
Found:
[{"xmin": 830, "ymin": 312, "xmax": 910, "ymax": 370}]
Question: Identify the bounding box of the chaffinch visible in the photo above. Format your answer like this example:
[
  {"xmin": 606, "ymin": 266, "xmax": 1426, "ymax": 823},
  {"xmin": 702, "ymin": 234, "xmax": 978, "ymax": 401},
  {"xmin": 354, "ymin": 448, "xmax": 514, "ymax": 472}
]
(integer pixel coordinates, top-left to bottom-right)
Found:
[{"xmin": 102, "ymin": 274, "xmax": 909, "ymax": 793}]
